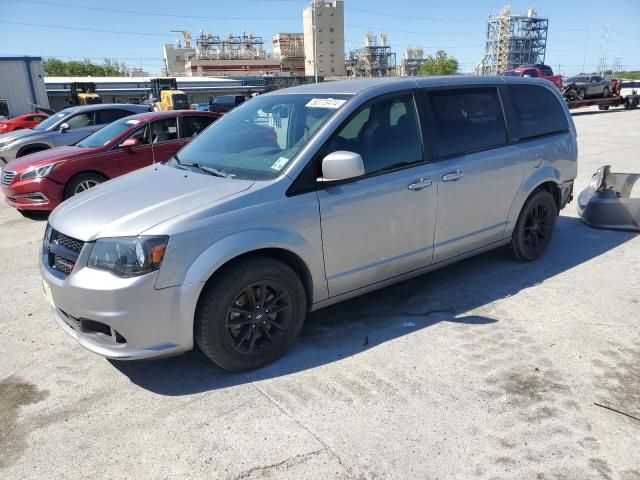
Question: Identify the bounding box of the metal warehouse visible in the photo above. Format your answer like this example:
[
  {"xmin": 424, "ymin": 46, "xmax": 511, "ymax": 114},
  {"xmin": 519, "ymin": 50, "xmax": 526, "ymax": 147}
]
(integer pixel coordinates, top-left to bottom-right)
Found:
[
  {"xmin": 44, "ymin": 76, "xmax": 264, "ymax": 111},
  {"xmin": 0, "ymin": 56, "xmax": 50, "ymax": 117}
]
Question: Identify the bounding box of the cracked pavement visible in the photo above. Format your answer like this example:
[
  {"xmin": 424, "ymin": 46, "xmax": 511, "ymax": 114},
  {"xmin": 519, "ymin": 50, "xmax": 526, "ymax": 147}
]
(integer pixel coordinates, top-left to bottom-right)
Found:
[{"xmin": 1, "ymin": 106, "xmax": 639, "ymax": 479}]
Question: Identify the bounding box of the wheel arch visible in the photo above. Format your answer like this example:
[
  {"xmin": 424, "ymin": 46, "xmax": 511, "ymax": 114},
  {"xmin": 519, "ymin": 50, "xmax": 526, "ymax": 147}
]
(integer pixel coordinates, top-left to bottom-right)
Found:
[
  {"xmin": 505, "ymin": 168, "xmax": 562, "ymax": 237},
  {"xmin": 16, "ymin": 143, "xmax": 51, "ymax": 157},
  {"xmin": 63, "ymin": 170, "xmax": 110, "ymax": 199},
  {"xmin": 199, "ymin": 248, "xmax": 315, "ymax": 312}
]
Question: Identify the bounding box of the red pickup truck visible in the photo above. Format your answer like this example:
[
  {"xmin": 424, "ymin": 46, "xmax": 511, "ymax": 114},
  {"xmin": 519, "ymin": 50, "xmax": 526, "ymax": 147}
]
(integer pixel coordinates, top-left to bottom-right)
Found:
[{"xmin": 500, "ymin": 64, "xmax": 563, "ymax": 90}]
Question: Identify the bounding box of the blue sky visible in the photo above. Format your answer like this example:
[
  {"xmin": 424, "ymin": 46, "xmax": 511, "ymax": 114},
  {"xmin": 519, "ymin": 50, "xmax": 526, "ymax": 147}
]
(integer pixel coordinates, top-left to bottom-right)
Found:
[{"xmin": 1, "ymin": 0, "xmax": 639, "ymax": 76}]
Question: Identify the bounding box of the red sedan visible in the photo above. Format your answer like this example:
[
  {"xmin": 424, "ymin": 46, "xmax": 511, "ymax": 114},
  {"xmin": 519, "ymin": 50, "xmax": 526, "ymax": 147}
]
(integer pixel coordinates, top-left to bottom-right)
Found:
[
  {"xmin": 0, "ymin": 113, "xmax": 50, "ymax": 133},
  {"xmin": 1, "ymin": 110, "xmax": 220, "ymax": 212}
]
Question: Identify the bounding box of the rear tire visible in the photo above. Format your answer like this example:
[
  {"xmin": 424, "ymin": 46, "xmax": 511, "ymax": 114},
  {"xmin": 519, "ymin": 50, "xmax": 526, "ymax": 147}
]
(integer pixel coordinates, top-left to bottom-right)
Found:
[
  {"xmin": 577, "ymin": 88, "xmax": 586, "ymax": 100},
  {"xmin": 64, "ymin": 172, "xmax": 106, "ymax": 199},
  {"xmin": 598, "ymin": 105, "xmax": 610, "ymax": 110},
  {"xmin": 195, "ymin": 256, "xmax": 307, "ymax": 372},
  {"xmin": 510, "ymin": 190, "xmax": 557, "ymax": 261}
]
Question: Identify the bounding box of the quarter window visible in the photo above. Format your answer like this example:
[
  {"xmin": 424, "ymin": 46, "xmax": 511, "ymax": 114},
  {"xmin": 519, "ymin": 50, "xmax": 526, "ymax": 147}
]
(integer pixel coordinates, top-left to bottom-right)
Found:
[
  {"xmin": 508, "ymin": 84, "xmax": 568, "ymax": 140},
  {"xmin": 325, "ymin": 94, "xmax": 423, "ymax": 175},
  {"xmin": 428, "ymin": 87, "xmax": 507, "ymax": 158}
]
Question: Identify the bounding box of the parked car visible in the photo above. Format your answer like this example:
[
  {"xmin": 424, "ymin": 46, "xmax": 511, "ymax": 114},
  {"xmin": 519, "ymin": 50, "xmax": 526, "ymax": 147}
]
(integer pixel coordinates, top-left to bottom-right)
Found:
[
  {"xmin": 620, "ymin": 80, "xmax": 639, "ymax": 98},
  {"xmin": 41, "ymin": 77, "xmax": 577, "ymax": 371},
  {"xmin": 0, "ymin": 104, "xmax": 150, "ymax": 166},
  {"xmin": 0, "ymin": 113, "xmax": 49, "ymax": 134},
  {"xmin": 500, "ymin": 64, "xmax": 563, "ymax": 90},
  {"xmin": 1, "ymin": 111, "xmax": 220, "ymax": 213},
  {"xmin": 563, "ymin": 75, "xmax": 612, "ymax": 99}
]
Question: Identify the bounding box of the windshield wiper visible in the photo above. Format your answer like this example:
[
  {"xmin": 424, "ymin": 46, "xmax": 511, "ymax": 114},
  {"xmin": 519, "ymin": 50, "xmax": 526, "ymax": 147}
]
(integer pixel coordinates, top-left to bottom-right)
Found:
[{"xmin": 171, "ymin": 155, "xmax": 228, "ymax": 178}]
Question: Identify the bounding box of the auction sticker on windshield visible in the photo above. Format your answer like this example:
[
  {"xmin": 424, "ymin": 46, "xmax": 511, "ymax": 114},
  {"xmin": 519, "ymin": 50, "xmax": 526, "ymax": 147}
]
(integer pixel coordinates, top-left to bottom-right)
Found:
[
  {"xmin": 271, "ymin": 157, "xmax": 289, "ymax": 171},
  {"xmin": 306, "ymin": 98, "xmax": 347, "ymax": 109},
  {"xmin": 42, "ymin": 279, "xmax": 54, "ymax": 308}
]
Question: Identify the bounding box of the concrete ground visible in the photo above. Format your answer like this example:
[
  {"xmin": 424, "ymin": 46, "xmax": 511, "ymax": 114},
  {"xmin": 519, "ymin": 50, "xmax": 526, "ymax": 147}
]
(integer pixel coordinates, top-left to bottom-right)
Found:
[{"xmin": 1, "ymin": 106, "xmax": 639, "ymax": 480}]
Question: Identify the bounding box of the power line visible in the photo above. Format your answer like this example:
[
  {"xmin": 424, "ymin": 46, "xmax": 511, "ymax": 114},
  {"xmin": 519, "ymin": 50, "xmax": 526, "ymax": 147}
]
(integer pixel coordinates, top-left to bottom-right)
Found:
[
  {"xmin": 8, "ymin": 0, "xmax": 299, "ymax": 20},
  {"xmin": 0, "ymin": 20, "xmax": 272, "ymax": 39},
  {"xmin": 345, "ymin": 6, "xmax": 480, "ymax": 22},
  {"xmin": 345, "ymin": 23, "xmax": 480, "ymax": 36},
  {"xmin": 0, "ymin": 20, "xmax": 173, "ymax": 37}
]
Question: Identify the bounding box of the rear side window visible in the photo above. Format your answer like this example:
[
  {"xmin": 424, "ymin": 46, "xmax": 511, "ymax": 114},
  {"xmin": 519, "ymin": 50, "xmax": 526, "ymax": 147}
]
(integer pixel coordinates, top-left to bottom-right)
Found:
[
  {"xmin": 508, "ymin": 85, "xmax": 568, "ymax": 140},
  {"xmin": 428, "ymin": 87, "xmax": 507, "ymax": 158},
  {"xmin": 181, "ymin": 115, "xmax": 217, "ymax": 138},
  {"xmin": 95, "ymin": 109, "xmax": 132, "ymax": 125}
]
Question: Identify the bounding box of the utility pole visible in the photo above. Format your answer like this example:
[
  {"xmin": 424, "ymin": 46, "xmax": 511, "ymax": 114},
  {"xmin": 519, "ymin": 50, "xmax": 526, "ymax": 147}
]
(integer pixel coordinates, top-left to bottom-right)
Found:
[
  {"xmin": 581, "ymin": 26, "xmax": 589, "ymax": 74},
  {"xmin": 601, "ymin": 23, "xmax": 610, "ymax": 77}
]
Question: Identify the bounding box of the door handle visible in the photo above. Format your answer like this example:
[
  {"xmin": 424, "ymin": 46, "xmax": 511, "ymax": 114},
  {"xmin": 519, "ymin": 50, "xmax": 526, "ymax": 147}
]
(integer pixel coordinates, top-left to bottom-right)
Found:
[
  {"xmin": 407, "ymin": 178, "xmax": 432, "ymax": 191},
  {"xmin": 442, "ymin": 170, "xmax": 464, "ymax": 182}
]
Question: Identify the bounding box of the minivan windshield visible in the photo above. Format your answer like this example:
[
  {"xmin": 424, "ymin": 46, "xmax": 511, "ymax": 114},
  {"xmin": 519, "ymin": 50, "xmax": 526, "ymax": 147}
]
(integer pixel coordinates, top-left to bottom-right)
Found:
[
  {"xmin": 33, "ymin": 111, "xmax": 68, "ymax": 131},
  {"xmin": 77, "ymin": 118, "xmax": 136, "ymax": 148},
  {"xmin": 172, "ymin": 93, "xmax": 351, "ymax": 180}
]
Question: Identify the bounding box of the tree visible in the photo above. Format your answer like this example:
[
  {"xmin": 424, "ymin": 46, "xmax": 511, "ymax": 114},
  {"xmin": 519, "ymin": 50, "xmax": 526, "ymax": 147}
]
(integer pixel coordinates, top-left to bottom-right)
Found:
[
  {"xmin": 418, "ymin": 50, "xmax": 459, "ymax": 76},
  {"xmin": 42, "ymin": 58, "xmax": 128, "ymax": 76}
]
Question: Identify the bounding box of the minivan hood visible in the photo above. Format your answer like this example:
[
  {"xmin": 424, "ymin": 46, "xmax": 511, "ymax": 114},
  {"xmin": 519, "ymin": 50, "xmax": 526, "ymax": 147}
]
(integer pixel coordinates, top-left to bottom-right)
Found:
[
  {"xmin": 49, "ymin": 164, "xmax": 254, "ymax": 241},
  {"xmin": 8, "ymin": 146, "xmax": 96, "ymax": 173}
]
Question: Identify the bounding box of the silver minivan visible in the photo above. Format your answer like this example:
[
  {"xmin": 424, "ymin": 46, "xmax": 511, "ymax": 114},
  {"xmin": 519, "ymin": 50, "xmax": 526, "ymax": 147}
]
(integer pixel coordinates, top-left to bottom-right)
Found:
[{"xmin": 41, "ymin": 77, "xmax": 577, "ymax": 371}]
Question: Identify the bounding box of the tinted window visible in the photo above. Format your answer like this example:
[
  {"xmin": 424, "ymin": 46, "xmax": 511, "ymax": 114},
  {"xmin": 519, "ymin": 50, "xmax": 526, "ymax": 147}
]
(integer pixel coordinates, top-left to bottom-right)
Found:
[
  {"xmin": 150, "ymin": 117, "xmax": 178, "ymax": 143},
  {"xmin": 524, "ymin": 69, "xmax": 538, "ymax": 77},
  {"xmin": 95, "ymin": 109, "xmax": 132, "ymax": 125},
  {"xmin": 540, "ymin": 66, "xmax": 553, "ymax": 76},
  {"xmin": 66, "ymin": 113, "xmax": 93, "ymax": 129},
  {"xmin": 429, "ymin": 87, "xmax": 507, "ymax": 158},
  {"xmin": 181, "ymin": 115, "xmax": 217, "ymax": 138},
  {"xmin": 325, "ymin": 94, "xmax": 422, "ymax": 175},
  {"xmin": 508, "ymin": 84, "xmax": 568, "ymax": 140},
  {"xmin": 590, "ymin": 76, "xmax": 602, "ymax": 83}
]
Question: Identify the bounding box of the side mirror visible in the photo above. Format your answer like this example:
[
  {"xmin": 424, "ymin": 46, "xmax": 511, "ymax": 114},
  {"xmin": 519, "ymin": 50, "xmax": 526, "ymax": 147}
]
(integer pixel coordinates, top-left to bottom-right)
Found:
[
  {"xmin": 59, "ymin": 122, "xmax": 70, "ymax": 133},
  {"xmin": 318, "ymin": 151, "xmax": 365, "ymax": 183},
  {"xmin": 119, "ymin": 137, "xmax": 141, "ymax": 148}
]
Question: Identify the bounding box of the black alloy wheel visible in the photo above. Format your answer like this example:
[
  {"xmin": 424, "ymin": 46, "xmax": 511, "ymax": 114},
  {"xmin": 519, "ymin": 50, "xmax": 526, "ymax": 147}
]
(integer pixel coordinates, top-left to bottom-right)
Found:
[
  {"xmin": 195, "ymin": 256, "xmax": 306, "ymax": 371},
  {"xmin": 510, "ymin": 190, "xmax": 557, "ymax": 261},
  {"xmin": 224, "ymin": 281, "xmax": 292, "ymax": 355}
]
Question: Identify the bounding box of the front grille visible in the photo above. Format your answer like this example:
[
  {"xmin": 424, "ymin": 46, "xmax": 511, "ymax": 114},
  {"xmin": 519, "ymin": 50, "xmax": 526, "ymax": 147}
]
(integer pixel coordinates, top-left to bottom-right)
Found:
[
  {"xmin": 1, "ymin": 170, "xmax": 16, "ymax": 186},
  {"xmin": 53, "ymin": 232, "xmax": 84, "ymax": 253},
  {"xmin": 53, "ymin": 254, "xmax": 74, "ymax": 274},
  {"xmin": 45, "ymin": 228, "xmax": 85, "ymax": 276}
]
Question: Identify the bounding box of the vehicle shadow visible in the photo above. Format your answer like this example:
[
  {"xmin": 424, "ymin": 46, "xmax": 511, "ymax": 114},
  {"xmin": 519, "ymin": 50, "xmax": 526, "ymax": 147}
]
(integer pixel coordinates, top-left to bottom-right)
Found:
[{"xmin": 112, "ymin": 215, "xmax": 636, "ymax": 395}]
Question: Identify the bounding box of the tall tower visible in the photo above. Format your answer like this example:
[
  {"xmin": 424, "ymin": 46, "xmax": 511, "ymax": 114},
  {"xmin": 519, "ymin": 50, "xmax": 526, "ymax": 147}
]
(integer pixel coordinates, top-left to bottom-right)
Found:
[
  {"xmin": 481, "ymin": 5, "xmax": 548, "ymax": 75},
  {"xmin": 303, "ymin": 1, "xmax": 346, "ymax": 78}
]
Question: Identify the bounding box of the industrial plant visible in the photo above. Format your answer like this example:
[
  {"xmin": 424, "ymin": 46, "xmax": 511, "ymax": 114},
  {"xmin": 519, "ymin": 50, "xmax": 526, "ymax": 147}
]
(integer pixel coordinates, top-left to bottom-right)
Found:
[
  {"xmin": 346, "ymin": 33, "xmax": 397, "ymax": 78},
  {"xmin": 480, "ymin": 6, "xmax": 549, "ymax": 75}
]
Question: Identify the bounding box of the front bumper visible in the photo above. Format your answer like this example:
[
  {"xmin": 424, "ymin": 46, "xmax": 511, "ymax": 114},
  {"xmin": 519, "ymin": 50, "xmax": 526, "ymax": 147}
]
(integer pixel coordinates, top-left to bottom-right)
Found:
[
  {"xmin": 577, "ymin": 165, "xmax": 640, "ymax": 232},
  {"xmin": 2, "ymin": 176, "xmax": 64, "ymax": 211},
  {"xmin": 41, "ymin": 241, "xmax": 204, "ymax": 360}
]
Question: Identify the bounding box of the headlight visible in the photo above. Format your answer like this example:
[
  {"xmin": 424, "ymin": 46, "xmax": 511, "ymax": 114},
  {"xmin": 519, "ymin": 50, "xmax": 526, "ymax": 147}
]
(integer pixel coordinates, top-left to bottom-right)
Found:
[
  {"xmin": 20, "ymin": 162, "xmax": 65, "ymax": 181},
  {"xmin": 87, "ymin": 236, "xmax": 169, "ymax": 277}
]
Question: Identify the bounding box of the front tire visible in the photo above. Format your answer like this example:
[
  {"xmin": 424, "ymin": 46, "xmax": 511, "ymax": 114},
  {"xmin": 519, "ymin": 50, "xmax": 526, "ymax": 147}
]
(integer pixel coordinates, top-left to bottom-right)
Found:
[
  {"xmin": 577, "ymin": 88, "xmax": 586, "ymax": 100},
  {"xmin": 195, "ymin": 256, "xmax": 307, "ymax": 372},
  {"xmin": 64, "ymin": 172, "xmax": 106, "ymax": 199},
  {"xmin": 510, "ymin": 190, "xmax": 557, "ymax": 261}
]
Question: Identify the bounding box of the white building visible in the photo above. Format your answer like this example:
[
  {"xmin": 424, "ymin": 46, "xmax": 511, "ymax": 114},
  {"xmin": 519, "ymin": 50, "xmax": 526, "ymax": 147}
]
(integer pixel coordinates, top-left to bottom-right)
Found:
[
  {"xmin": 0, "ymin": 56, "xmax": 49, "ymax": 116},
  {"xmin": 303, "ymin": 1, "xmax": 346, "ymax": 77},
  {"xmin": 163, "ymin": 42, "xmax": 196, "ymax": 76}
]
